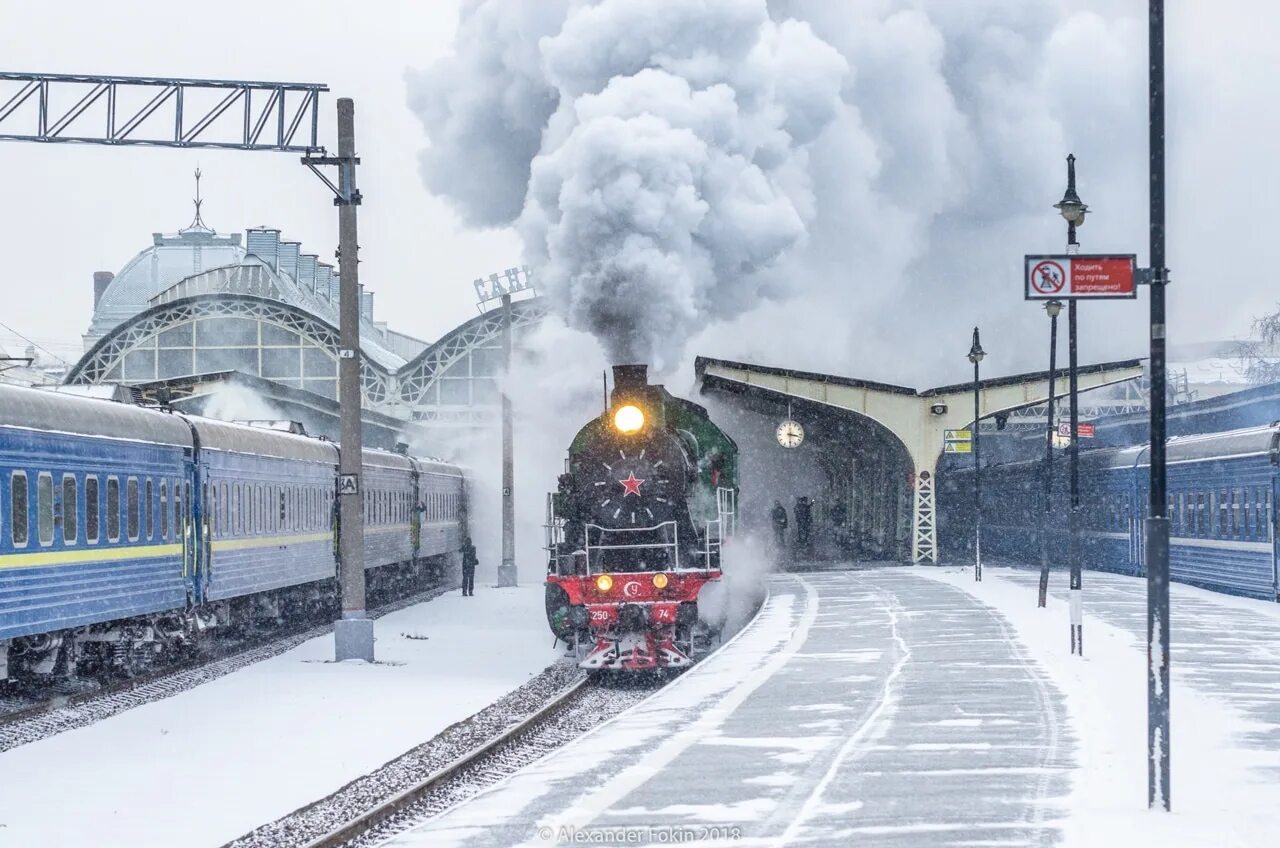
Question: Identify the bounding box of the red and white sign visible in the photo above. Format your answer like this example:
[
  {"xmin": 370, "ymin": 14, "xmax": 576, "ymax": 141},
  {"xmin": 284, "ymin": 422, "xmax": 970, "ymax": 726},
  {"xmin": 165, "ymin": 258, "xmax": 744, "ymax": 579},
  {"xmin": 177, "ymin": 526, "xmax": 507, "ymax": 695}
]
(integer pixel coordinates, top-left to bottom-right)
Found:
[
  {"xmin": 1025, "ymin": 254, "xmax": 1137, "ymax": 300},
  {"xmin": 1056, "ymin": 422, "xmax": 1096, "ymax": 439}
]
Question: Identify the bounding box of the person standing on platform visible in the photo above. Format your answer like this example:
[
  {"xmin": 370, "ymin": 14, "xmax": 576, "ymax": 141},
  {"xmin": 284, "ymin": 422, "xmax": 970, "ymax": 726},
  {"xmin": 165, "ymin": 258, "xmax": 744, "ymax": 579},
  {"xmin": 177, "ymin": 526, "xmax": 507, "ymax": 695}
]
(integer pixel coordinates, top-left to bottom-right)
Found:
[
  {"xmin": 795, "ymin": 496, "xmax": 813, "ymax": 555},
  {"xmin": 771, "ymin": 500, "xmax": 788, "ymax": 551},
  {"xmin": 461, "ymin": 536, "xmax": 478, "ymax": 596}
]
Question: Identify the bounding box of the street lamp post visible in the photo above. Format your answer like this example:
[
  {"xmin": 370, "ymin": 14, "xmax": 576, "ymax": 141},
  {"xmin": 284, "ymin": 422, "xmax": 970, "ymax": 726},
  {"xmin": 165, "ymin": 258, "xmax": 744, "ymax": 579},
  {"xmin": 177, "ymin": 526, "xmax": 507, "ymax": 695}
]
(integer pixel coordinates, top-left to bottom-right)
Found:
[
  {"xmin": 1055, "ymin": 154, "xmax": 1088, "ymax": 656},
  {"xmin": 968, "ymin": 327, "xmax": 985, "ymax": 583},
  {"xmin": 1038, "ymin": 299, "xmax": 1062, "ymax": 608}
]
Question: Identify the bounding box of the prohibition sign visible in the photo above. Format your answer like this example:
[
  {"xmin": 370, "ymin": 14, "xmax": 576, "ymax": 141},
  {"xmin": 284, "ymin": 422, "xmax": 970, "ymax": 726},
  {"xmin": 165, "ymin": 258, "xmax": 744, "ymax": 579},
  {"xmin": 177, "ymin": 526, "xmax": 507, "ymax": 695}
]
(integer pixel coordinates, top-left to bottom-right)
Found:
[{"xmin": 1030, "ymin": 259, "xmax": 1066, "ymax": 295}]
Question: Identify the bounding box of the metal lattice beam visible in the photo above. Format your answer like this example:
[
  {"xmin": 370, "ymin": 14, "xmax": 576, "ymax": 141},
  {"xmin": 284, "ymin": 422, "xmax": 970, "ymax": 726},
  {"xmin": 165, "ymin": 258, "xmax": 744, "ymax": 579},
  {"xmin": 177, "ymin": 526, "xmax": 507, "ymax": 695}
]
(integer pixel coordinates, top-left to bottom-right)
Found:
[
  {"xmin": 397, "ymin": 297, "xmax": 548, "ymax": 407},
  {"xmin": 65, "ymin": 293, "xmax": 391, "ymax": 406},
  {"xmin": 0, "ymin": 72, "xmax": 327, "ymax": 152}
]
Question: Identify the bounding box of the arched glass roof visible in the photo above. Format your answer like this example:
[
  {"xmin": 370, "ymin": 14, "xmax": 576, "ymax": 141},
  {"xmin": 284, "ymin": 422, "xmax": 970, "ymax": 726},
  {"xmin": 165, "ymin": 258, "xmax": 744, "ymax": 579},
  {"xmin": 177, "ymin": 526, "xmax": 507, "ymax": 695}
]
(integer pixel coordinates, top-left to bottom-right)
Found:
[{"xmin": 66, "ymin": 294, "xmax": 394, "ymax": 406}]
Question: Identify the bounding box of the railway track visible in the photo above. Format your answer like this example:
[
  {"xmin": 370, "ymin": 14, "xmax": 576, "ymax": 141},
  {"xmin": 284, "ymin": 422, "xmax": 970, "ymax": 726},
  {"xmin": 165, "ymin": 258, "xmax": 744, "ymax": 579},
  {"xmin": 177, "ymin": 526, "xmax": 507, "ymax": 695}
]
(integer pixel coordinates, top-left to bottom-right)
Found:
[
  {"xmin": 0, "ymin": 582, "xmax": 452, "ymax": 753},
  {"xmin": 226, "ymin": 593, "xmax": 763, "ymax": 848},
  {"xmin": 298, "ymin": 678, "xmax": 656, "ymax": 848}
]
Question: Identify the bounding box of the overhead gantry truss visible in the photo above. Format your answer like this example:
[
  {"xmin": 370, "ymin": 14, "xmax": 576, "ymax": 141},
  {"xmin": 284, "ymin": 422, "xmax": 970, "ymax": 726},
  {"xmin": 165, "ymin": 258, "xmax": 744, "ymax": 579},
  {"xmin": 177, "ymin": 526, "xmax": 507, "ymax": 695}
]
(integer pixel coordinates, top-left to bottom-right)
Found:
[{"xmin": 0, "ymin": 72, "xmax": 327, "ymax": 152}]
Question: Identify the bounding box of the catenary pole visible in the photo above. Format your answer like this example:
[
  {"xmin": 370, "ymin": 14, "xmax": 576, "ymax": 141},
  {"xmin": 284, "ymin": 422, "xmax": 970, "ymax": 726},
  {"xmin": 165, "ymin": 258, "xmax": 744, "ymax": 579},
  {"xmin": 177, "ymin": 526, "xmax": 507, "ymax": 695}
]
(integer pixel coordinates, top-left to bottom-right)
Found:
[
  {"xmin": 497, "ymin": 292, "xmax": 518, "ymax": 586},
  {"xmin": 1147, "ymin": 0, "xmax": 1172, "ymax": 811},
  {"xmin": 333, "ymin": 97, "xmax": 372, "ymax": 661}
]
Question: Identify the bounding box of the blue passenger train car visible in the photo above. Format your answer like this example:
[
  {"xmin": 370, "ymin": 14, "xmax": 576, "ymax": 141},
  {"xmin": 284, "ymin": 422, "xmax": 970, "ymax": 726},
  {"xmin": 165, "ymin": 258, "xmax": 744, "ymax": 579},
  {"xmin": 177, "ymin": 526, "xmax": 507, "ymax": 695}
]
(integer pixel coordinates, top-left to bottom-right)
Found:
[
  {"xmin": 938, "ymin": 425, "xmax": 1279, "ymax": 601},
  {"xmin": 0, "ymin": 382, "xmax": 467, "ymax": 681}
]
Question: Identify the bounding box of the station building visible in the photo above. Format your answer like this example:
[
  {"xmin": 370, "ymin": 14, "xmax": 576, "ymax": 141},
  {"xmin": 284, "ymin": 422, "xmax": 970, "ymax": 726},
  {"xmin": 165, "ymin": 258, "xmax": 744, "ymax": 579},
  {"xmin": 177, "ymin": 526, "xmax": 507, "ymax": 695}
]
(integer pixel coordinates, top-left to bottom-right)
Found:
[{"xmin": 63, "ymin": 203, "xmax": 544, "ymax": 446}]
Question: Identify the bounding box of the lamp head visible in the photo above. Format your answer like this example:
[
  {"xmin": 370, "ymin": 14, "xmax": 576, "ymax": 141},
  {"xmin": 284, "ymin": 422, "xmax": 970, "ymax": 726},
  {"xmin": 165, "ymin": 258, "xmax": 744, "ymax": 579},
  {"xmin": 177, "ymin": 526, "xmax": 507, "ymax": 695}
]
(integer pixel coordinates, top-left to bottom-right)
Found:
[
  {"xmin": 1054, "ymin": 153, "xmax": 1088, "ymax": 226},
  {"xmin": 967, "ymin": 326, "xmax": 986, "ymax": 364},
  {"xmin": 1044, "ymin": 299, "xmax": 1063, "ymax": 319}
]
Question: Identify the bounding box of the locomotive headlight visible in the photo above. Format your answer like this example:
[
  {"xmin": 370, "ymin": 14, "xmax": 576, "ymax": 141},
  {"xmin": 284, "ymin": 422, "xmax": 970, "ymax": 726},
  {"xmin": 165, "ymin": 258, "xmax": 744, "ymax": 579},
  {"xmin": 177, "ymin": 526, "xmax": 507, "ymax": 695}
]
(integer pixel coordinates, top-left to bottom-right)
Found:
[
  {"xmin": 613, "ymin": 404, "xmax": 645, "ymax": 434},
  {"xmin": 595, "ymin": 574, "xmax": 614, "ymax": 592},
  {"xmin": 652, "ymin": 572, "xmax": 669, "ymax": 589}
]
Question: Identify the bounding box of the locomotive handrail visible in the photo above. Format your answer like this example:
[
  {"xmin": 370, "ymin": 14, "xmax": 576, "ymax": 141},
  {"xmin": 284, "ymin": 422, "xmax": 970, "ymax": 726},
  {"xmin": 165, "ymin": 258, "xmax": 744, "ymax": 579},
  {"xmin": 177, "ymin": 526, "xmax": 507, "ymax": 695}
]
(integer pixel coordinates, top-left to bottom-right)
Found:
[{"xmin": 583, "ymin": 521, "xmax": 682, "ymax": 572}]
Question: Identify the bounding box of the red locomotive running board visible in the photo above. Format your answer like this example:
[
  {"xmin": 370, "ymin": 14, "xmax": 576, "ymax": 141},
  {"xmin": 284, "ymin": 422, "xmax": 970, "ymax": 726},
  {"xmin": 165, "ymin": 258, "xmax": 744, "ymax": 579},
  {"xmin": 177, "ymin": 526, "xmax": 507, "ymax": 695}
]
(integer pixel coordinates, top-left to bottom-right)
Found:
[{"xmin": 1024, "ymin": 254, "xmax": 1138, "ymax": 300}]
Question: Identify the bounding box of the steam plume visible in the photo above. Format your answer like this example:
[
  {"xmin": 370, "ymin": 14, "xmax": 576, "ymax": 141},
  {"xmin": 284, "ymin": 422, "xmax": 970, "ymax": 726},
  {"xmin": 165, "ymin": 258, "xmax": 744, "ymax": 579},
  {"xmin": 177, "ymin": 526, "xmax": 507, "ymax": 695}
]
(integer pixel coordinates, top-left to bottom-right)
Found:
[
  {"xmin": 411, "ymin": 0, "xmax": 845, "ymax": 371},
  {"xmin": 411, "ymin": 1, "xmax": 1203, "ymax": 383}
]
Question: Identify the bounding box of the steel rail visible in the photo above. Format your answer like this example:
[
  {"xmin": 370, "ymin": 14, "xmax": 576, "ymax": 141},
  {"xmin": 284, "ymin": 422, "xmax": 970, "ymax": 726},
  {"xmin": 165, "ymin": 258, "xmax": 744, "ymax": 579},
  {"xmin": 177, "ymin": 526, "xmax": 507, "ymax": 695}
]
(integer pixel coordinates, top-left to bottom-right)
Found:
[{"xmin": 300, "ymin": 678, "xmax": 590, "ymax": 848}]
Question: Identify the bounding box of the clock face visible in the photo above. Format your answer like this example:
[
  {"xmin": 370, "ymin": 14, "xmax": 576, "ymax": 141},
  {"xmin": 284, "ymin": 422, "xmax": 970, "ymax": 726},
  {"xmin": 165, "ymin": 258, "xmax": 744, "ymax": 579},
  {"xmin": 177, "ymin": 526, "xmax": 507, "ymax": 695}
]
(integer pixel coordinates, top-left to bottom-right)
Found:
[{"xmin": 776, "ymin": 419, "xmax": 804, "ymax": 448}]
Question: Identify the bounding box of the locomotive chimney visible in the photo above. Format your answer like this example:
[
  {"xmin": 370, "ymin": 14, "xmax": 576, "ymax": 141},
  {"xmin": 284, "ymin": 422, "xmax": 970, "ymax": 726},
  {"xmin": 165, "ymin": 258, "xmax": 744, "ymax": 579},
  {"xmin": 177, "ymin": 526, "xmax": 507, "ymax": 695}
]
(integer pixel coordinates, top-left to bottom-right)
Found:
[{"xmin": 612, "ymin": 364, "xmax": 649, "ymax": 394}]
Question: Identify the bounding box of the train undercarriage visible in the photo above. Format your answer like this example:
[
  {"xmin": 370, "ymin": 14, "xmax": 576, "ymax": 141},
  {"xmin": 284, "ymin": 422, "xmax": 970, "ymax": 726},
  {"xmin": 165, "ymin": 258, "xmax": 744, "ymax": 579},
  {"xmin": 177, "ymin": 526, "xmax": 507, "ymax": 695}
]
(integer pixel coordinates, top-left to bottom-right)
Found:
[{"xmin": 0, "ymin": 554, "xmax": 450, "ymax": 685}]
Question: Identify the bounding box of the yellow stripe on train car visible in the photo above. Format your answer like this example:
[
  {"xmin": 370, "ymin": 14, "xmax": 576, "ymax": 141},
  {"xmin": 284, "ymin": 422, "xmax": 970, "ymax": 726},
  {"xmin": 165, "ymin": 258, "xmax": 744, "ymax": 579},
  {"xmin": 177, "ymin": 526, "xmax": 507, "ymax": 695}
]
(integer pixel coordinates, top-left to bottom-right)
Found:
[
  {"xmin": 0, "ymin": 542, "xmax": 184, "ymax": 570},
  {"xmin": 210, "ymin": 531, "xmax": 334, "ymax": 553}
]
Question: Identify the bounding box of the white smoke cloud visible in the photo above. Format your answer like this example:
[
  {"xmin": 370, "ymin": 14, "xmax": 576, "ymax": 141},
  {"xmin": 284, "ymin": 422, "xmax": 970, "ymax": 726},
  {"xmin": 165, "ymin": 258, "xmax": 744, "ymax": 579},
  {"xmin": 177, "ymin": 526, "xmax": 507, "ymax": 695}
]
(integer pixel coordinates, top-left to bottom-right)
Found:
[
  {"xmin": 413, "ymin": 0, "xmax": 846, "ymax": 371},
  {"xmin": 412, "ymin": 0, "xmax": 1264, "ymax": 387}
]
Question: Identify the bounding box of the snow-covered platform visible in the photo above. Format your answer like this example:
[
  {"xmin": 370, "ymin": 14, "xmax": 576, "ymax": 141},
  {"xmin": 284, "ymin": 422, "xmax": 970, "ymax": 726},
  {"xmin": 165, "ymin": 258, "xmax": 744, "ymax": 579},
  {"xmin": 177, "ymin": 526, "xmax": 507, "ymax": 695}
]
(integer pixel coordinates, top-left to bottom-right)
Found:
[
  {"xmin": 386, "ymin": 569, "xmax": 1074, "ymax": 847},
  {"xmin": 0, "ymin": 585, "xmax": 561, "ymax": 848},
  {"xmin": 385, "ymin": 566, "xmax": 1280, "ymax": 848}
]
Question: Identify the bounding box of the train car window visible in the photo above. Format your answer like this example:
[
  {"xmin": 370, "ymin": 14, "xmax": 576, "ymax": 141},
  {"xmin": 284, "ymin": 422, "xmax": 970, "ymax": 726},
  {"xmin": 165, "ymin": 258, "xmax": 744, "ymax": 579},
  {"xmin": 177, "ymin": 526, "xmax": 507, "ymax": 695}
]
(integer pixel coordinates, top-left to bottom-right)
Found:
[
  {"xmin": 1230, "ymin": 490, "xmax": 1240, "ymax": 538},
  {"xmin": 85, "ymin": 476, "xmax": 99, "ymax": 544},
  {"xmin": 184, "ymin": 482, "xmax": 192, "ymax": 537},
  {"xmin": 11, "ymin": 472, "xmax": 28, "ymax": 547},
  {"xmin": 145, "ymin": 479, "xmax": 154, "ymax": 541},
  {"xmin": 63, "ymin": 475, "xmax": 78, "ymax": 544},
  {"xmin": 126, "ymin": 478, "xmax": 140, "ymax": 541},
  {"xmin": 37, "ymin": 472, "xmax": 53, "ymax": 546},
  {"xmin": 1243, "ymin": 489, "xmax": 1253, "ymax": 539},
  {"xmin": 1218, "ymin": 490, "xmax": 1228, "ymax": 538},
  {"xmin": 280, "ymin": 489, "xmax": 287, "ymax": 531},
  {"xmin": 107, "ymin": 476, "xmax": 120, "ymax": 542},
  {"xmin": 160, "ymin": 482, "xmax": 169, "ymax": 540}
]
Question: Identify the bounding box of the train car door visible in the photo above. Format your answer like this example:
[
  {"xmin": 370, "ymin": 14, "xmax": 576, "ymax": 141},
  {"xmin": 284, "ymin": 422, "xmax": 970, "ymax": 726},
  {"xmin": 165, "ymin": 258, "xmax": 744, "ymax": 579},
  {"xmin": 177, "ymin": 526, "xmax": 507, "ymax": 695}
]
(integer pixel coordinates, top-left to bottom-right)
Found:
[
  {"xmin": 1272, "ymin": 477, "xmax": 1279, "ymax": 601},
  {"xmin": 181, "ymin": 467, "xmax": 197, "ymax": 605},
  {"xmin": 1131, "ymin": 477, "xmax": 1147, "ymax": 575},
  {"xmin": 197, "ymin": 468, "xmax": 212, "ymax": 604}
]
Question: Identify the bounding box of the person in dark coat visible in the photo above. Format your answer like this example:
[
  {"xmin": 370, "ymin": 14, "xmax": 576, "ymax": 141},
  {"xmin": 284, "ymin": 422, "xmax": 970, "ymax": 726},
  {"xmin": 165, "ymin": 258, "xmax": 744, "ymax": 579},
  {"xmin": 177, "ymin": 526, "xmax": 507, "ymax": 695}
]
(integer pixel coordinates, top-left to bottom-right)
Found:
[
  {"xmin": 795, "ymin": 496, "xmax": 813, "ymax": 553},
  {"xmin": 770, "ymin": 500, "xmax": 788, "ymax": 550},
  {"xmin": 461, "ymin": 536, "xmax": 478, "ymax": 596}
]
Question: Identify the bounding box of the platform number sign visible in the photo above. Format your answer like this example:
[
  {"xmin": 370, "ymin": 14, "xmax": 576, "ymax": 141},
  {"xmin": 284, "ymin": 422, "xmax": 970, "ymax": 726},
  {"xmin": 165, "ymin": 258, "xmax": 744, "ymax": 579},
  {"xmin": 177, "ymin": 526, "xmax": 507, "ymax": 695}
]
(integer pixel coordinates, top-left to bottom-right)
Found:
[{"xmin": 337, "ymin": 473, "xmax": 359, "ymax": 496}]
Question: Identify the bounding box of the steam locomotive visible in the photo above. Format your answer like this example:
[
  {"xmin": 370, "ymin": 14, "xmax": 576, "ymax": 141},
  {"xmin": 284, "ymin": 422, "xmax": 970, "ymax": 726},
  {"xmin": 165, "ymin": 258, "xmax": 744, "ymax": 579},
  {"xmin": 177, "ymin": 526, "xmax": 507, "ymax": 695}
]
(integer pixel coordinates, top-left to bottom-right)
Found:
[{"xmin": 544, "ymin": 364, "xmax": 739, "ymax": 671}]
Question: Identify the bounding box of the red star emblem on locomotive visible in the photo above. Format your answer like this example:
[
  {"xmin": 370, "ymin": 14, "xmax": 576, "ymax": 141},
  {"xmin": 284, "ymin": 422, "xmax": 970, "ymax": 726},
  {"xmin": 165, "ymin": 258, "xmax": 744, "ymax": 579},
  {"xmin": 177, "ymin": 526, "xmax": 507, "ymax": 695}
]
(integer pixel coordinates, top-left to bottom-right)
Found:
[{"xmin": 618, "ymin": 471, "xmax": 645, "ymax": 496}]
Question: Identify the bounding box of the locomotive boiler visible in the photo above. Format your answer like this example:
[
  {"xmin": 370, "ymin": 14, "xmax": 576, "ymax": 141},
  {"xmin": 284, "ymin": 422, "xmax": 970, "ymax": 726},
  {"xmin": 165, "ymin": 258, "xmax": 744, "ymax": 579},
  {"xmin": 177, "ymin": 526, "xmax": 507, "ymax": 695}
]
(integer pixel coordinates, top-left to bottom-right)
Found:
[{"xmin": 544, "ymin": 364, "xmax": 738, "ymax": 672}]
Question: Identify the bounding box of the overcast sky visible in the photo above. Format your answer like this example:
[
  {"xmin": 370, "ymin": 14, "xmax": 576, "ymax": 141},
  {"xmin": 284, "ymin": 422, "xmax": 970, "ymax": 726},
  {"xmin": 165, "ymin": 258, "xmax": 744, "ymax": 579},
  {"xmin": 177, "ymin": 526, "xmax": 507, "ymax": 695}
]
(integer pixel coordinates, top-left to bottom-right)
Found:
[
  {"xmin": 0, "ymin": 0, "xmax": 510, "ymax": 364},
  {"xmin": 1, "ymin": 1, "xmax": 1277, "ymax": 385}
]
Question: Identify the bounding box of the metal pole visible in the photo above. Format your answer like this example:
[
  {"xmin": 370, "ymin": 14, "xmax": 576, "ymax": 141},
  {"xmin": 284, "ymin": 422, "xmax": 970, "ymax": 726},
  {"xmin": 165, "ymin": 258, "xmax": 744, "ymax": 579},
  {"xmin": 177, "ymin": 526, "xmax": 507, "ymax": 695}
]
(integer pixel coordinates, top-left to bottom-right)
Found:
[
  {"xmin": 497, "ymin": 292, "xmax": 518, "ymax": 587},
  {"xmin": 973, "ymin": 342, "xmax": 982, "ymax": 582},
  {"xmin": 1147, "ymin": 0, "xmax": 1172, "ymax": 811},
  {"xmin": 1038, "ymin": 305, "xmax": 1059, "ymax": 607},
  {"xmin": 332, "ymin": 97, "xmax": 372, "ymax": 661},
  {"xmin": 1068, "ymin": 300, "xmax": 1082, "ymax": 655}
]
